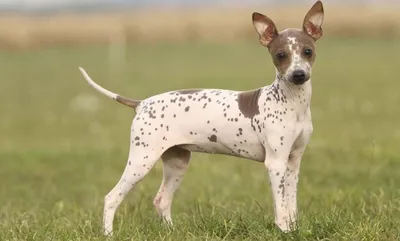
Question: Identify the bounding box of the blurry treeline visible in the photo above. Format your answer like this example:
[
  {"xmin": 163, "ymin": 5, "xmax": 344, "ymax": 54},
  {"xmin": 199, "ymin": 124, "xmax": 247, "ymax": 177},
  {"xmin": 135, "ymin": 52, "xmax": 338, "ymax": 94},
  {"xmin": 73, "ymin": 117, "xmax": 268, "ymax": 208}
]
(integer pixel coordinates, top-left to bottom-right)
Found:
[{"xmin": 0, "ymin": 4, "xmax": 399, "ymax": 50}]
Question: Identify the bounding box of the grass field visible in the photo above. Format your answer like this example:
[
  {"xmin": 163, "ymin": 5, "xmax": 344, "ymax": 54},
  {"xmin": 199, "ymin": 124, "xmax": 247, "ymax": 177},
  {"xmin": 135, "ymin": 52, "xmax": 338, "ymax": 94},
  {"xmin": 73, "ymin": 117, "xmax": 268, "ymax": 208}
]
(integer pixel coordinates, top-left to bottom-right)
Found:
[{"xmin": 1, "ymin": 37, "xmax": 400, "ymax": 240}]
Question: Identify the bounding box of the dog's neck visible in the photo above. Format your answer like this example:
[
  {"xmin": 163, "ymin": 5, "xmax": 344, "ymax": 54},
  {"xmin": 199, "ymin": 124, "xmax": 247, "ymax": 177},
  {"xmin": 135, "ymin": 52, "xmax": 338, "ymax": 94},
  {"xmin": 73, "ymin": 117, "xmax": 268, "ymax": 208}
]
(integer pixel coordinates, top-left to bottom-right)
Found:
[{"xmin": 272, "ymin": 74, "xmax": 312, "ymax": 110}]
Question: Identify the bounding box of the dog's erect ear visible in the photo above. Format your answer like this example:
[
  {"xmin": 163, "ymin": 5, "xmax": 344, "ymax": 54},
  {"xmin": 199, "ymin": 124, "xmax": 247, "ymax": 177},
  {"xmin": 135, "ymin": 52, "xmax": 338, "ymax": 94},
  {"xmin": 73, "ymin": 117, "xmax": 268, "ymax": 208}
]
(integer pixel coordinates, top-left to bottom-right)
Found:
[
  {"xmin": 303, "ymin": 1, "xmax": 324, "ymax": 40},
  {"xmin": 252, "ymin": 12, "xmax": 278, "ymax": 47}
]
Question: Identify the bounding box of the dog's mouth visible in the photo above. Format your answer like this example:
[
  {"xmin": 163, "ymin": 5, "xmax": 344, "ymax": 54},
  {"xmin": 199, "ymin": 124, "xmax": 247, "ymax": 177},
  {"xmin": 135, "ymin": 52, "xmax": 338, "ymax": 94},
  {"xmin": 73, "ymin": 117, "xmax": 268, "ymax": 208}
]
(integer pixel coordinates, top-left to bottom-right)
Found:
[{"xmin": 290, "ymin": 77, "xmax": 310, "ymax": 85}]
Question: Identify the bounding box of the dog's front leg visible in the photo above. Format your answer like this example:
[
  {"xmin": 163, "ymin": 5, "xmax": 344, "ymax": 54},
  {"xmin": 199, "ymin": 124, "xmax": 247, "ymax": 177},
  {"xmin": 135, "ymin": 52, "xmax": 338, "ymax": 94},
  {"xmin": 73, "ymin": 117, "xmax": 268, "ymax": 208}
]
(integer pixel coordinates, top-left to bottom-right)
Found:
[
  {"xmin": 284, "ymin": 149, "xmax": 303, "ymax": 228},
  {"xmin": 264, "ymin": 146, "xmax": 292, "ymax": 233},
  {"xmin": 285, "ymin": 128, "xmax": 312, "ymax": 228}
]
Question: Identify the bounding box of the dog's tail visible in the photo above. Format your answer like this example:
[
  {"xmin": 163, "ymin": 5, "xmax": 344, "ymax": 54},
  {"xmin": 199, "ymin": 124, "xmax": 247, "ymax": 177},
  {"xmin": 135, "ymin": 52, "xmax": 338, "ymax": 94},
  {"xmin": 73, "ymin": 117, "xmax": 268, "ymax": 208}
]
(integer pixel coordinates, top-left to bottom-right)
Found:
[{"xmin": 78, "ymin": 67, "xmax": 141, "ymax": 109}]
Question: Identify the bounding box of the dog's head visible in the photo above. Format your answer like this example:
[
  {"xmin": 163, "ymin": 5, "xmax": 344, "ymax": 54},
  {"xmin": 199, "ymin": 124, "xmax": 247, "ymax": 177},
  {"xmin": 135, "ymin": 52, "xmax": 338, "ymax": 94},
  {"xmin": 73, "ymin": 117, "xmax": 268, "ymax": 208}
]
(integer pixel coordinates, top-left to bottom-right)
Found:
[{"xmin": 252, "ymin": 1, "xmax": 324, "ymax": 85}]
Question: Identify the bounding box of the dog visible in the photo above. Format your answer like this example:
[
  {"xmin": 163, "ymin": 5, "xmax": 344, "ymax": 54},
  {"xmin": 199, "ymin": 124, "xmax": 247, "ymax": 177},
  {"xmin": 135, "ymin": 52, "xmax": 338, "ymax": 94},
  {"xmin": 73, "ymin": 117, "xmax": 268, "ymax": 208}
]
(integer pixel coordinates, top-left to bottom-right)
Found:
[{"xmin": 79, "ymin": 0, "xmax": 324, "ymax": 235}]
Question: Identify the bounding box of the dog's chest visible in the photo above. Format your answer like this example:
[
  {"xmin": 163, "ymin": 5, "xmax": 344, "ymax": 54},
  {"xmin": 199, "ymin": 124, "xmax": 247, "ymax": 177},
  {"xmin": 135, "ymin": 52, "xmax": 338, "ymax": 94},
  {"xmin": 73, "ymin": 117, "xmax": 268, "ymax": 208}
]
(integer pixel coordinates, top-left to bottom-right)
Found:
[{"xmin": 253, "ymin": 86, "xmax": 313, "ymax": 151}]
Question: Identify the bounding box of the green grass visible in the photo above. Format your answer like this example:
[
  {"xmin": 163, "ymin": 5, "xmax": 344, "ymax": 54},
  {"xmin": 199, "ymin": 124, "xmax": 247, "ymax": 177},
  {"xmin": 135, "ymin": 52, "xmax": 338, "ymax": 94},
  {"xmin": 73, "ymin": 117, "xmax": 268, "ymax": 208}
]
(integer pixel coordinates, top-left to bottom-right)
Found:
[{"xmin": 1, "ymin": 38, "xmax": 400, "ymax": 240}]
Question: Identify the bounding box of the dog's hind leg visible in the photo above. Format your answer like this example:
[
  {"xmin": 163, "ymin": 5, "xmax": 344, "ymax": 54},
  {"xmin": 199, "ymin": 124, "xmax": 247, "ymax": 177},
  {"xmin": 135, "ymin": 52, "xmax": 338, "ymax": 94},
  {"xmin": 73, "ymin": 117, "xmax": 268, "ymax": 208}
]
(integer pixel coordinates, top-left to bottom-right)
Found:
[
  {"xmin": 102, "ymin": 142, "xmax": 163, "ymax": 236},
  {"xmin": 153, "ymin": 146, "xmax": 191, "ymax": 224}
]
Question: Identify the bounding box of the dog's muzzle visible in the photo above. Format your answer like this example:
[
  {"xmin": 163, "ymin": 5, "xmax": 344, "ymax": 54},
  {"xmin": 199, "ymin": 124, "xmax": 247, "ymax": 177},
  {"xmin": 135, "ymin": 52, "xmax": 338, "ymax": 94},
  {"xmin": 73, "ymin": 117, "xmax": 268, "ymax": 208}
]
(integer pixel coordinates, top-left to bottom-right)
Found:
[{"xmin": 290, "ymin": 70, "xmax": 309, "ymax": 85}]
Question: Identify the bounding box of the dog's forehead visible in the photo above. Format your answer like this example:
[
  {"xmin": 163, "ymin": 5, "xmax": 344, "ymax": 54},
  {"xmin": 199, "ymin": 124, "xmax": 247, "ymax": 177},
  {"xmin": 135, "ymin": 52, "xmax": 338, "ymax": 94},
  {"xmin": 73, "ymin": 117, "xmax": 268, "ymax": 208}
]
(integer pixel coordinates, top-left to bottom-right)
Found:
[{"xmin": 269, "ymin": 29, "xmax": 315, "ymax": 51}]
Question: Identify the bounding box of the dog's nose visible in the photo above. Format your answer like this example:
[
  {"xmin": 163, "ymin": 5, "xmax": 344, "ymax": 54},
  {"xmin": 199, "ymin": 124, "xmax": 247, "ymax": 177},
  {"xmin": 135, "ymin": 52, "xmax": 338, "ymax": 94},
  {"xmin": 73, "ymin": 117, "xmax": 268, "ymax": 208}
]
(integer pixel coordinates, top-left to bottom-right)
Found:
[{"xmin": 292, "ymin": 70, "xmax": 307, "ymax": 84}]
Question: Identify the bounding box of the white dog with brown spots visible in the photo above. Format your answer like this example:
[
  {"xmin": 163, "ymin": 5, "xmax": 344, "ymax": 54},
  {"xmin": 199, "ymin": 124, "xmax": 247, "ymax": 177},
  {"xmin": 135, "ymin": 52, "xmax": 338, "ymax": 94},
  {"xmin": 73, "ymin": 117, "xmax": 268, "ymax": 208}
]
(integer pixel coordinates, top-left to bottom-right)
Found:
[{"xmin": 79, "ymin": 0, "xmax": 324, "ymax": 235}]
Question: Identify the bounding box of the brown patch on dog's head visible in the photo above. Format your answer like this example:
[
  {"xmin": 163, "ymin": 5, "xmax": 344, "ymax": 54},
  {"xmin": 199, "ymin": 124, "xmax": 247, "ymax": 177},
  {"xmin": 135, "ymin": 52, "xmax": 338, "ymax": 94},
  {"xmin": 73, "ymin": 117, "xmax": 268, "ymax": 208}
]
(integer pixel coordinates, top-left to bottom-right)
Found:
[
  {"xmin": 268, "ymin": 29, "xmax": 316, "ymax": 77},
  {"xmin": 237, "ymin": 88, "xmax": 262, "ymax": 118}
]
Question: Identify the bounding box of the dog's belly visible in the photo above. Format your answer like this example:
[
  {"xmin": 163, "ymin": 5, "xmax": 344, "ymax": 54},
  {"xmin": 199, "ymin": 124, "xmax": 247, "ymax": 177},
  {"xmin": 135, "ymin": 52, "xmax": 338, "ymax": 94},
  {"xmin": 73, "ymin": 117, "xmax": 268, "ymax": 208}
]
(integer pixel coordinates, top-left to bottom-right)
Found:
[{"xmin": 179, "ymin": 140, "xmax": 265, "ymax": 162}]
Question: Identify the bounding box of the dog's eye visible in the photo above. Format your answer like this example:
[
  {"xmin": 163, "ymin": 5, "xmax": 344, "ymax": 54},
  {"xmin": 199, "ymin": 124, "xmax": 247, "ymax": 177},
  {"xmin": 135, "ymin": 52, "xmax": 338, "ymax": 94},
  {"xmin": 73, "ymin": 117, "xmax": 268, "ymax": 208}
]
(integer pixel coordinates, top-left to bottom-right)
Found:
[
  {"xmin": 276, "ymin": 52, "xmax": 287, "ymax": 61},
  {"xmin": 304, "ymin": 49, "xmax": 313, "ymax": 57}
]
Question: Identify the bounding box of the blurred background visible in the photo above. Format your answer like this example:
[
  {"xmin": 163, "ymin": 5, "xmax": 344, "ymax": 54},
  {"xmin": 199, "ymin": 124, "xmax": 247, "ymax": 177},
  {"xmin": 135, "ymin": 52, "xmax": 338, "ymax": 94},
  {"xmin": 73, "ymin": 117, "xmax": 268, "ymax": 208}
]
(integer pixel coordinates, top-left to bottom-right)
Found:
[
  {"xmin": 1, "ymin": 0, "xmax": 400, "ymax": 49},
  {"xmin": 1, "ymin": 1, "xmax": 400, "ymax": 239}
]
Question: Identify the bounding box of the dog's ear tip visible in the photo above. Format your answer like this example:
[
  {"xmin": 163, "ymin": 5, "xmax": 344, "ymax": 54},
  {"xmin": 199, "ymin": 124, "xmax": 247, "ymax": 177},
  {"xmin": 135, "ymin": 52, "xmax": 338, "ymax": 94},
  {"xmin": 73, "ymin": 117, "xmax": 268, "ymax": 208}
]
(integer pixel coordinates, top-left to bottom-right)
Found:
[
  {"xmin": 306, "ymin": 1, "xmax": 324, "ymax": 17},
  {"xmin": 252, "ymin": 12, "xmax": 266, "ymax": 21},
  {"xmin": 315, "ymin": 1, "xmax": 324, "ymax": 9}
]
